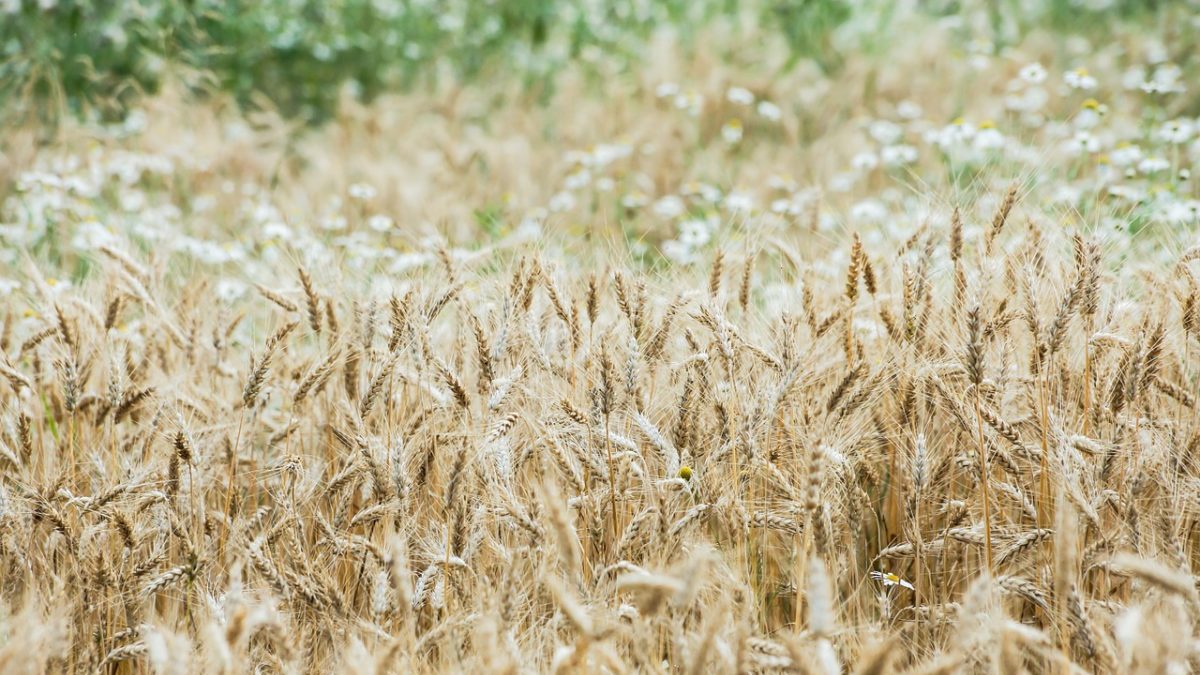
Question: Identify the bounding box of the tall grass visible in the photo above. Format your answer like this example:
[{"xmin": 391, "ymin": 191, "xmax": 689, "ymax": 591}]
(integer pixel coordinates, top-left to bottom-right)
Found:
[
  {"xmin": 0, "ymin": 2, "xmax": 1198, "ymax": 672},
  {"xmin": 1, "ymin": 187, "xmax": 1199, "ymax": 672}
]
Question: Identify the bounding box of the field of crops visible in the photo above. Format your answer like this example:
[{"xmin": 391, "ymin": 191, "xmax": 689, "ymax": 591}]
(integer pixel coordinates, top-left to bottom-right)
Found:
[{"xmin": 2, "ymin": 1, "xmax": 1200, "ymax": 673}]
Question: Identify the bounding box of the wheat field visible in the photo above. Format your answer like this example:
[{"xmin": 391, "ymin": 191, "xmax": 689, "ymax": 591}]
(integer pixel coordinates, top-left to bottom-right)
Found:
[{"xmin": 2, "ymin": 2, "xmax": 1200, "ymax": 674}]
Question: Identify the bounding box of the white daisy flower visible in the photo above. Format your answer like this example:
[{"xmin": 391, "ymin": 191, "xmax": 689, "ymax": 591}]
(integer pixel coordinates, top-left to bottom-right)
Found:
[
  {"xmin": 653, "ymin": 195, "xmax": 685, "ymax": 219},
  {"xmin": 655, "ymin": 82, "xmax": 679, "ymax": 98},
  {"xmin": 1064, "ymin": 67, "xmax": 1097, "ymax": 90},
  {"xmin": 870, "ymin": 571, "xmax": 915, "ymax": 590},
  {"xmin": 881, "ymin": 144, "xmax": 918, "ymax": 166},
  {"xmin": 757, "ymin": 100, "xmax": 782, "ymax": 121},
  {"xmin": 367, "ymin": 215, "xmax": 394, "ymax": 232},
  {"xmin": 723, "ymin": 191, "xmax": 754, "ymax": 213},
  {"xmin": 1019, "ymin": 62, "xmax": 1047, "ymax": 84},
  {"xmin": 1159, "ymin": 119, "xmax": 1195, "ymax": 144},
  {"xmin": 869, "ymin": 120, "xmax": 903, "ymax": 145},
  {"xmin": 896, "ymin": 100, "xmax": 923, "ymax": 120},
  {"xmin": 851, "ymin": 151, "xmax": 879, "ymax": 171},
  {"xmin": 1138, "ymin": 157, "xmax": 1171, "ymax": 174},
  {"xmin": 348, "ymin": 183, "xmax": 377, "ymax": 201},
  {"xmin": 726, "ymin": 86, "xmax": 755, "ymax": 106},
  {"xmin": 721, "ymin": 119, "xmax": 743, "ymax": 144}
]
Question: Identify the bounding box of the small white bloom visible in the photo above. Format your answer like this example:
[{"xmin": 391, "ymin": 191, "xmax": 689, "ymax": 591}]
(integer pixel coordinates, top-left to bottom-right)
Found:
[
  {"xmin": 756, "ymin": 100, "xmax": 782, "ymax": 121},
  {"xmin": 767, "ymin": 174, "xmax": 797, "ymax": 191},
  {"xmin": 652, "ymin": 195, "xmax": 685, "ymax": 219},
  {"xmin": 851, "ymin": 151, "xmax": 879, "ymax": 171},
  {"xmin": 726, "ymin": 86, "xmax": 755, "ymax": 105},
  {"xmin": 367, "ymin": 214, "xmax": 394, "ymax": 232},
  {"xmin": 1145, "ymin": 40, "xmax": 1169, "ymax": 64},
  {"xmin": 721, "ymin": 119, "xmax": 743, "ymax": 144},
  {"xmin": 1158, "ymin": 119, "xmax": 1195, "ymax": 144},
  {"xmin": 118, "ymin": 189, "xmax": 146, "ymax": 212},
  {"xmin": 548, "ymin": 191, "xmax": 576, "ymax": 212},
  {"xmin": 829, "ymin": 172, "xmax": 858, "ymax": 192},
  {"xmin": 870, "ymin": 571, "xmax": 915, "ymax": 590},
  {"xmin": 723, "ymin": 191, "xmax": 754, "ymax": 213},
  {"xmin": 673, "ymin": 91, "xmax": 704, "ymax": 117},
  {"xmin": 974, "ymin": 128, "xmax": 1005, "ymax": 150},
  {"xmin": 896, "ymin": 100, "xmax": 923, "ymax": 120},
  {"xmin": 1121, "ymin": 65, "xmax": 1148, "ymax": 90},
  {"xmin": 621, "ymin": 192, "xmax": 649, "ymax": 209},
  {"xmin": 677, "ymin": 219, "xmax": 712, "ymax": 247},
  {"xmin": 215, "ymin": 279, "xmax": 247, "ymax": 302},
  {"xmin": 869, "ymin": 119, "xmax": 903, "ymax": 145},
  {"xmin": 1110, "ymin": 144, "xmax": 1143, "ymax": 166},
  {"xmin": 1019, "ymin": 62, "xmax": 1047, "ymax": 84},
  {"xmin": 851, "ymin": 199, "xmax": 887, "ymax": 223},
  {"xmin": 591, "ymin": 143, "xmax": 632, "ymax": 167},
  {"xmin": 771, "ymin": 198, "xmax": 801, "ymax": 215},
  {"xmin": 1064, "ymin": 68, "xmax": 1097, "ymax": 90},
  {"xmin": 262, "ymin": 222, "xmax": 293, "ymax": 239},
  {"xmin": 1138, "ymin": 156, "xmax": 1171, "ymax": 174},
  {"xmin": 928, "ymin": 120, "xmax": 976, "ymax": 150},
  {"xmin": 1069, "ymin": 131, "xmax": 1102, "ymax": 154},
  {"xmin": 563, "ymin": 169, "xmax": 592, "ymax": 190},
  {"xmin": 1158, "ymin": 199, "xmax": 1200, "ymax": 224},
  {"xmin": 348, "ymin": 183, "xmax": 377, "ymax": 201},
  {"xmin": 682, "ymin": 182, "xmax": 723, "ymax": 203},
  {"xmin": 321, "ymin": 215, "xmax": 348, "ymax": 231},
  {"xmin": 515, "ymin": 214, "xmax": 542, "ymax": 239},
  {"xmin": 661, "ymin": 239, "xmax": 696, "ymax": 265},
  {"xmin": 881, "ymin": 144, "xmax": 918, "ymax": 166},
  {"xmin": 1142, "ymin": 64, "xmax": 1185, "ymax": 94},
  {"xmin": 1107, "ymin": 184, "xmax": 1145, "ymax": 203}
]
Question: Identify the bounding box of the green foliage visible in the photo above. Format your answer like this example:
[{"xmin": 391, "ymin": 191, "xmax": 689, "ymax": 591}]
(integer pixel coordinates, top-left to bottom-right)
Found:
[
  {"xmin": 0, "ymin": 0, "xmax": 1190, "ymax": 123},
  {"xmin": 0, "ymin": 0, "xmax": 718, "ymax": 120},
  {"xmin": 768, "ymin": 0, "xmax": 852, "ymax": 73}
]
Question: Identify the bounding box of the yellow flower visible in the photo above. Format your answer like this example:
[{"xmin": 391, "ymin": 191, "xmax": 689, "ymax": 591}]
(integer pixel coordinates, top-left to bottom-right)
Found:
[
  {"xmin": 1082, "ymin": 98, "xmax": 1101, "ymax": 110},
  {"xmin": 678, "ymin": 466, "xmax": 693, "ymax": 480},
  {"xmin": 979, "ymin": 119, "xmax": 996, "ymax": 129}
]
